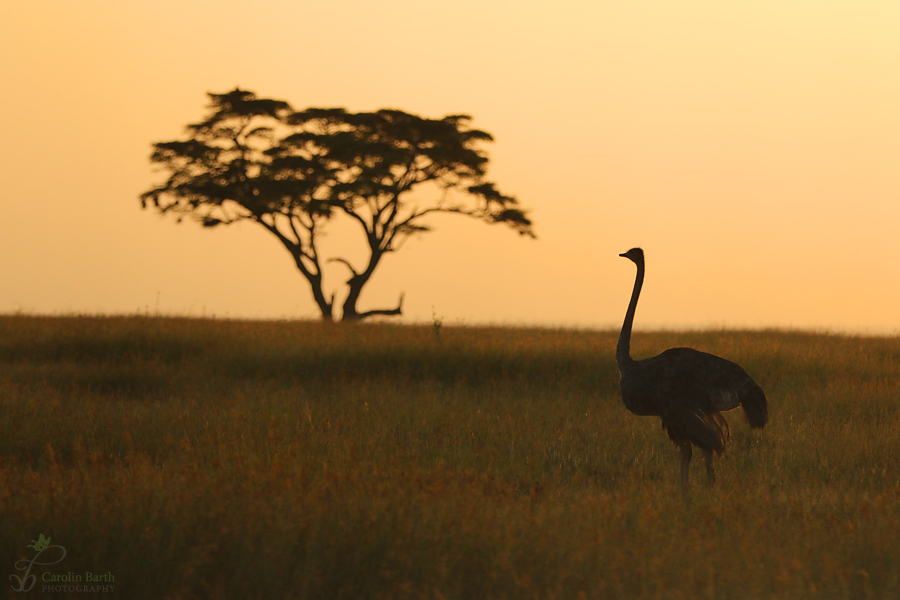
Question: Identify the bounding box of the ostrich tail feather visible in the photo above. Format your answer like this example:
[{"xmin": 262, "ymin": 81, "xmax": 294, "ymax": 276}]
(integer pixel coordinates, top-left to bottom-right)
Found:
[{"xmin": 663, "ymin": 410, "xmax": 730, "ymax": 455}]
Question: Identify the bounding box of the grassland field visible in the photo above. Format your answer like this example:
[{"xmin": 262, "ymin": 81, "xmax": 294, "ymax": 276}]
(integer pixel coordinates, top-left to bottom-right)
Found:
[{"xmin": 1, "ymin": 315, "xmax": 900, "ymax": 599}]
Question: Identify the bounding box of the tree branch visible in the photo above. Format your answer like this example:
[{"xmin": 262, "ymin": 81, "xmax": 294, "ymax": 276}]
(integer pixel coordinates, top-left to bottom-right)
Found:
[
  {"xmin": 328, "ymin": 257, "xmax": 359, "ymax": 278},
  {"xmin": 254, "ymin": 216, "xmax": 318, "ymax": 278},
  {"xmin": 340, "ymin": 203, "xmax": 373, "ymax": 237},
  {"xmin": 383, "ymin": 204, "xmax": 473, "ymax": 251}
]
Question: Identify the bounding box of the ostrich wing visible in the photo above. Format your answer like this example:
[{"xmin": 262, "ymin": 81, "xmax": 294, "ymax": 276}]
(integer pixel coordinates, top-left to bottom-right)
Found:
[{"xmin": 640, "ymin": 347, "xmax": 755, "ymax": 413}]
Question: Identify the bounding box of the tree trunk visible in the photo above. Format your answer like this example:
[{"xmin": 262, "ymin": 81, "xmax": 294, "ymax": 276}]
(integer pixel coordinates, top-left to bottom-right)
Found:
[
  {"xmin": 292, "ymin": 260, "xmax": 333, "ymax": 321},
  {"xmin": 341, "ymin": 275, "xmax": 366, "ymax": 321},
  {"xmin": 308, "ymin": 277, "xmax": 334, "ymax": 321}
]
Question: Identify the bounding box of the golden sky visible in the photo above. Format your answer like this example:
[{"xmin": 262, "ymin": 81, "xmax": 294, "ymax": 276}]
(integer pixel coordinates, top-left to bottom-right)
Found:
[{"xmin": 2, "ymin": 0, "xmax": 899, "ymax": 331}]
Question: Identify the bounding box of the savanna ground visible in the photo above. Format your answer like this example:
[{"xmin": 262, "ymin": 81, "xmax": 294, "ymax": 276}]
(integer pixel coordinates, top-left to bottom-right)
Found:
[{"xmin": 1, "ymin": 315, "xmax": 899, "ymax": 599}]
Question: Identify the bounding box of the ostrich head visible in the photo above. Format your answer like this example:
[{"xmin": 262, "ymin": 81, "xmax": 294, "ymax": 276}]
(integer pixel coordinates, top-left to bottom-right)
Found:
[{"xmin": 619, "ymin": 247, "xmax": 644, "ymax": 264}]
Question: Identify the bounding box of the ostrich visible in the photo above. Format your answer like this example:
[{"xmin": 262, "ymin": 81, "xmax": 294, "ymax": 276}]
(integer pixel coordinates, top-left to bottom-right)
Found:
[{"xmin": 616, "ymin": 248, "xmax": 768, "ymax": 492}]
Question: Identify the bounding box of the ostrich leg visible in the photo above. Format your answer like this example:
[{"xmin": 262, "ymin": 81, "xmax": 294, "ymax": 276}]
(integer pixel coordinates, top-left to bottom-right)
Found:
[
  {"xmin": 703, "ymin": 448, "xmax": 717, "ymax": 486},
  {"xmin": 679, "ymin": 444, "xmax": 692, "ymax": 493}
]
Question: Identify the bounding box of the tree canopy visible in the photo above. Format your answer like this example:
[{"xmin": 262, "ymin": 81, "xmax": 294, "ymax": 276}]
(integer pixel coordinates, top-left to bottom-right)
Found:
[{"xmin": 141, "ymin": 89, "xmax": 534, "ymax": 321}]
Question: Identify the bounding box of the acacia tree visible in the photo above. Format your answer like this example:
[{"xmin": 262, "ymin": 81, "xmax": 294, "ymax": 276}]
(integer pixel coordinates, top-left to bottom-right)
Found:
[{"xmin": 141, "ymin": 89, "xmax": 534, "ymax": 321}]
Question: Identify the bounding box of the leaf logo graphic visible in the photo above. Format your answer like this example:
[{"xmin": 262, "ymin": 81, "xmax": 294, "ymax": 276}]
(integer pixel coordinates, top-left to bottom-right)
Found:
[{"xmin": 26, "ymin": 535, "xmax": 51, "ymax": 552}]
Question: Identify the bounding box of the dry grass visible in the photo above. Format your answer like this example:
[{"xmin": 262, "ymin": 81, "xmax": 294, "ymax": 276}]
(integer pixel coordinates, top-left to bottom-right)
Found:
[{"xmin": 1, "ymin": 316, "xmax": 899, "ymax": 599}]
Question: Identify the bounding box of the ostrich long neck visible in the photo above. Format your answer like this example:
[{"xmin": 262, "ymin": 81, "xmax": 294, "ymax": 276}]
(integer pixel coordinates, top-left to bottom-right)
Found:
[{"xmin": 616, "ymin": 257, "xmax": 644, "ymax": 367}]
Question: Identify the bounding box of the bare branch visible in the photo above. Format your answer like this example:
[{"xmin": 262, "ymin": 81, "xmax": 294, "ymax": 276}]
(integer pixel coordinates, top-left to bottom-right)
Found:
[
  {"xmin": 253, "ymin": 215, "xmax": 319, "ymax": 277},
  {"xmin": 353, "ymin": 293, "xmax": 404, "ymax": 320},
  {"xmin": 328, "ymin": 257, "xmax": 359, "ymax": 277}
]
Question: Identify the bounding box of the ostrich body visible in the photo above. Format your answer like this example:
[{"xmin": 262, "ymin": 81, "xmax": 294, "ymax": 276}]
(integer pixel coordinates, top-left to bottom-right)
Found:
[{"xmin": 616, "ymin": 248, "xmax": 768, "ymax": 491}]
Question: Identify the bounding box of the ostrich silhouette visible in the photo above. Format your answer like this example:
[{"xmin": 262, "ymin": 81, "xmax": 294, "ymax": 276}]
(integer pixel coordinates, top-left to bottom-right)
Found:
[{"xmin": 616, "ymin": 248, "xmax": 768, "ymax": 492}]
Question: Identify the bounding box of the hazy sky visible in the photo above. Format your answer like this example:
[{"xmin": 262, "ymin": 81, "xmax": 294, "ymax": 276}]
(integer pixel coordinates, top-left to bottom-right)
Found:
[{"xmin": 2, "ymin": 1, "xmax": 899, "ymax": 331}]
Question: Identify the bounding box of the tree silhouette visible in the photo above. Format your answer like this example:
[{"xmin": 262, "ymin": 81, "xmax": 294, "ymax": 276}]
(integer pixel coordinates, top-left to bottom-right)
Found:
[{"xmin": 141, "ymin": 89, "xmax": 534, "ymax": 321}]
